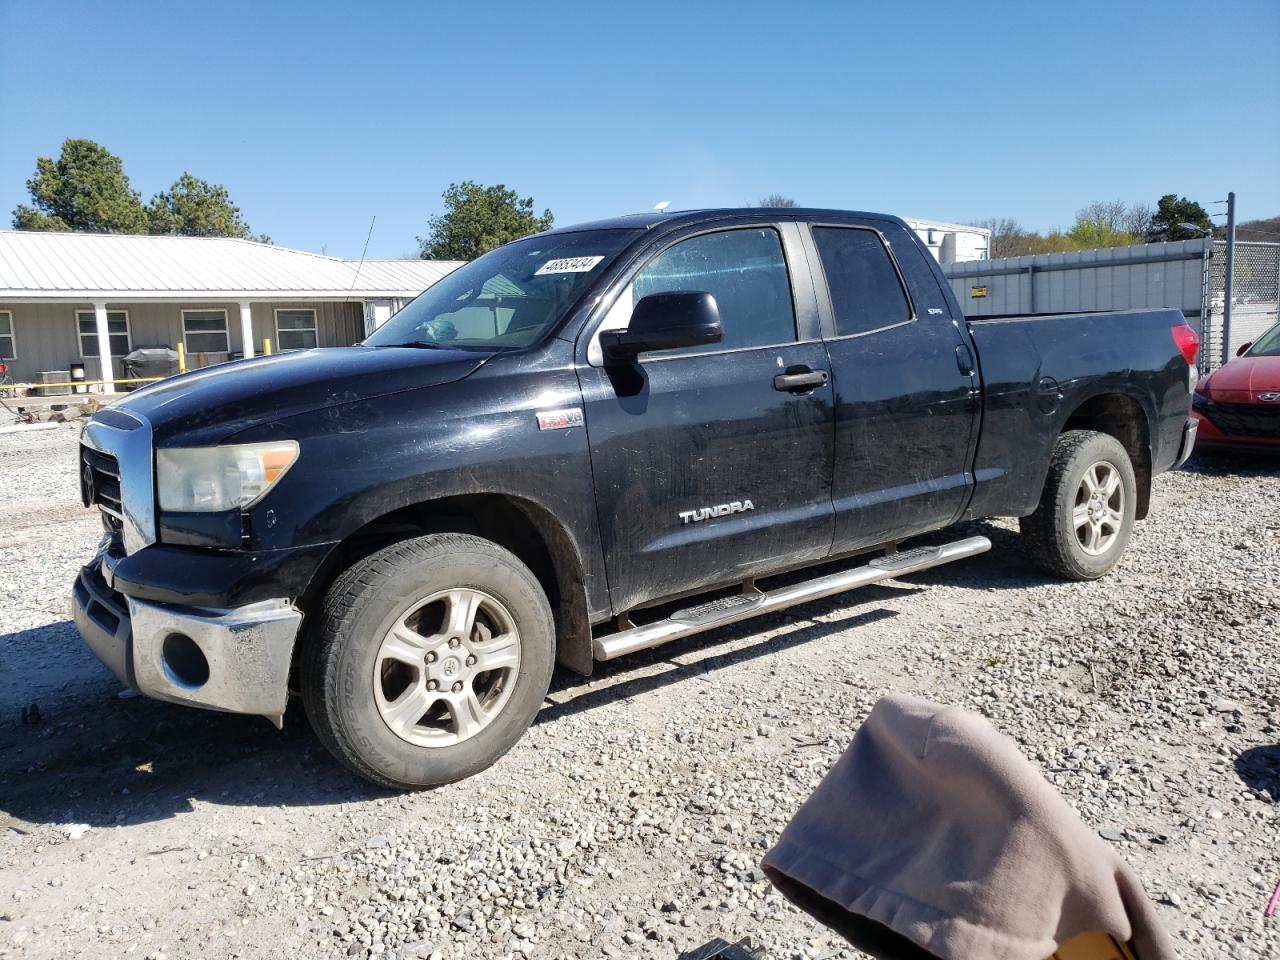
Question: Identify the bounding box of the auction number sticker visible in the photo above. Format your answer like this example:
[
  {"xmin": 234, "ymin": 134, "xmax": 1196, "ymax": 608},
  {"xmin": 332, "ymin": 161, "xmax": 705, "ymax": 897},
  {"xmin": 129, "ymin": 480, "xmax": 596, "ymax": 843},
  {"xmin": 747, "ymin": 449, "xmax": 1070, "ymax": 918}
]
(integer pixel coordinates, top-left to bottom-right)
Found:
[{"xmin": 535, "ymin": 255, "xmax": 604, "ymax": 276}]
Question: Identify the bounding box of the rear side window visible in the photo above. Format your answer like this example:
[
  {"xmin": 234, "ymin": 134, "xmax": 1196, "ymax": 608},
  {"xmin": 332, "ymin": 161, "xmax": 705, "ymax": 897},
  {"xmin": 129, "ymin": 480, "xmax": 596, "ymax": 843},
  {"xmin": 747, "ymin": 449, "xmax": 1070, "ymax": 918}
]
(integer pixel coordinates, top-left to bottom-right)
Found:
[
  {"xmin": 630, "ymin": 227, "xmax": 796, "ymax": 353},
  {"xmin": 877, "ymin": 221, "xmax": 953, "ymax": 320},
  {"xmin": 813, "ymin": 227, "xmax": 911, "ymax": 336}
]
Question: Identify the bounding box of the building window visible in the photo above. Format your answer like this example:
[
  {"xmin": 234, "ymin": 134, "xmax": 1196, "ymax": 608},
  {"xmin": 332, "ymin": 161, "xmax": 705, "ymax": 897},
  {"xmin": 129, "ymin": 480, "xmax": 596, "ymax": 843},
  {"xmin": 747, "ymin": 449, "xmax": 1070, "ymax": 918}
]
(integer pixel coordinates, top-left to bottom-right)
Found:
[
  {"xmin": 182, "ymin": 310, "xmax": 230, "ymax": 354},
  {"xmin": 0, "ymin": 311, "xmax": 14, "ymax": 359},
  {"xmin": 275, "ymin": 308, "xmax": 318, "ymax": 350},
  {"xmin": 76, "ymin": 310, "xmax": 131, "ymax": 358}
]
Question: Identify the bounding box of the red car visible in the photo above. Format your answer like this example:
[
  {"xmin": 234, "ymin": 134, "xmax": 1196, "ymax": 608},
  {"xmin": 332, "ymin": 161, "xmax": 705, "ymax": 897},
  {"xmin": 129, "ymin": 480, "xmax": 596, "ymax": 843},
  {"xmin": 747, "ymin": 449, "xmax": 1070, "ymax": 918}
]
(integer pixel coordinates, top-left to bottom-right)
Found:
[{"xmin": 1193, "ymin": 320, "xmax": 1280, "ymax": 451}]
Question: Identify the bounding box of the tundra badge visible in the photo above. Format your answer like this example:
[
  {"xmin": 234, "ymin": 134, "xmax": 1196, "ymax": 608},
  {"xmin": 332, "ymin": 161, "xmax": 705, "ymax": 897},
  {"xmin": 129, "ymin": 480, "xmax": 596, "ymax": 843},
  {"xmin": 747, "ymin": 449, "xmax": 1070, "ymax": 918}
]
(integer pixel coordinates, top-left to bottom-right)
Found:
[
  {"xmin": 679, "ymin": 500, "xmax": 755, "ymax": 524},
  {"xmin": 536, "ymin": 407, "xmax": 585, "ymax": 430}
]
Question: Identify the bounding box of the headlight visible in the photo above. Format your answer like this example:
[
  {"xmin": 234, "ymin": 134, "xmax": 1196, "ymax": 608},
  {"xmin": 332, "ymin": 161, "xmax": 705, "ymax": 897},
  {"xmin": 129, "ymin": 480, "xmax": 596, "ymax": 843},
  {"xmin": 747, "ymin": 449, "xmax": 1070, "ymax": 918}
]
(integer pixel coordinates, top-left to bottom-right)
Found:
[{"xmin": 157, "ymin": 441, "xmax": 299, "ymax": 513}]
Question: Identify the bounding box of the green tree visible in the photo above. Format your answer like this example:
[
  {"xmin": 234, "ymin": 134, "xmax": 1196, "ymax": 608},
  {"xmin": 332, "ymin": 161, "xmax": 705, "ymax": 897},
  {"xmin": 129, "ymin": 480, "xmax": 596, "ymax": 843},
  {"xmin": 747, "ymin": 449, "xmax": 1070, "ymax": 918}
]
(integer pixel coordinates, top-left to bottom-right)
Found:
[
  {"xmin": 978, "ymin": 201, "xmax": 1157, "ymax": 258},
  {"xmin": 12, "ymin": 138, "xmax": 148, "ymax": 233},
  {"xmin": 1145, "ymin": 194, "xmax": 1216, "ymax": 241},
  {"xmin": 148, "ymin": 172, "xmax": 268, "ymax": 241},
  {"xmin": 418, "ymin": 181, "xmax": 553, "ymax": 261},
  {"xmin": 1068, "ymin": 204, "xmax": 1139, "ymax": 249}
]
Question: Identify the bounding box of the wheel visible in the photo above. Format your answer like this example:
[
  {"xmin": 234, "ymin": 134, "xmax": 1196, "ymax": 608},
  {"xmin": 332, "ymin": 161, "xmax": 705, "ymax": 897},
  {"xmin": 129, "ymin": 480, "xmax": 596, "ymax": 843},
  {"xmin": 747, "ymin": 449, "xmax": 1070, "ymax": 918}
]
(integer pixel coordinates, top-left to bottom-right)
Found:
[
  {"xmin": 1018, "ymin": 430, "xmax": 1137, "ymax": 581},
  {"xmin": 301, "ymin": 533, "xmax": 555, "ymax": 790}
]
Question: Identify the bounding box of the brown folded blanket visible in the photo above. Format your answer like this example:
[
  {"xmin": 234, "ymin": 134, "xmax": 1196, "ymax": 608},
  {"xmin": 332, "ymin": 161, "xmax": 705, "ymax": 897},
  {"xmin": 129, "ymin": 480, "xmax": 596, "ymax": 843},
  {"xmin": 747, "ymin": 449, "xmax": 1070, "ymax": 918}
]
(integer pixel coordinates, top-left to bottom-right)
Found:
[{"xmin": 762, "ymin": 695, "xmax": 1176, "ymax": 960}]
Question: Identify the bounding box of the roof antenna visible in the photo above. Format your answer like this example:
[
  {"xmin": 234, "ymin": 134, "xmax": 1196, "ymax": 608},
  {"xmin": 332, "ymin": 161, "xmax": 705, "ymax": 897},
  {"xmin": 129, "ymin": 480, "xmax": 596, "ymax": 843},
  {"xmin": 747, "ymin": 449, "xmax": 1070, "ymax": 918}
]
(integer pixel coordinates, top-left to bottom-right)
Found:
[
  {"xmin": 344, "ymin": 215, "xmax": 376, "ymax": 304},
  {"xmin": 653, "ymin": 200, "xmax": 671, "ymax": 212}
]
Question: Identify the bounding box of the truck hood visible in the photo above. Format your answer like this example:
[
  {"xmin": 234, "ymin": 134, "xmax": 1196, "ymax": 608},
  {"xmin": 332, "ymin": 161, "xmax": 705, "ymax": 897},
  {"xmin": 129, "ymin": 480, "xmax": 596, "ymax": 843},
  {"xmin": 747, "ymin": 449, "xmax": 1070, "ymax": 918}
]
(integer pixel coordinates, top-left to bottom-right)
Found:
[
  {"xmin": 1197, "ymin": 355, "xmax": 1280, "ymax": 401},
  {"xmin": 114, "ymin": 346, "xmax": 491, "ymax": 444}
]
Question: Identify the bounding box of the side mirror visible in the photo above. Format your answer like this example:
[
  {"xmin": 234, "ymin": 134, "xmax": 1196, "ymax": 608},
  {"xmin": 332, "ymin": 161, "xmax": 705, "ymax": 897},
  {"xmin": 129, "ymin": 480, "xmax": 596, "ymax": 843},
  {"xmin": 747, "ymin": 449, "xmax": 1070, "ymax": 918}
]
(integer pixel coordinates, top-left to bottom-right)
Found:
[
  {"xmin": 1236, "ymin": 342, "xmax": 1252, "ymax": 357},
  {"xmin": 600, "ymin": 291, "xmax": 722, "ymax": 363}
]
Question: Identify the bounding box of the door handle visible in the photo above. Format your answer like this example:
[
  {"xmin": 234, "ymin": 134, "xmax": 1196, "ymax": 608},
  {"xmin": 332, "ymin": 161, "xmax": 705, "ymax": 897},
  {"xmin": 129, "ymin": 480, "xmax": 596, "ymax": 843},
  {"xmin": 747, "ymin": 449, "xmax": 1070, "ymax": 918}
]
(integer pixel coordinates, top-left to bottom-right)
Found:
[
  {"xmin": 773, "ymin": 368, "xmax": 829, "ymax": 392},
  {"xmin": 955, "ymin": 343, "xmax": 975, "ymax": 376}
]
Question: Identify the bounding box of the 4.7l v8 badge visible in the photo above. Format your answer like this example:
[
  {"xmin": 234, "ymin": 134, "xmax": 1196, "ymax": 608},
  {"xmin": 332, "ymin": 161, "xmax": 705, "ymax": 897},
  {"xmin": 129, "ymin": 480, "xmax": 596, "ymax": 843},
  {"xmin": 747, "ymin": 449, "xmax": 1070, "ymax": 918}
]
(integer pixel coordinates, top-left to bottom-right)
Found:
[{"xmin": 678, "ymin": 500, "xmax": 755, "ymax": 525}]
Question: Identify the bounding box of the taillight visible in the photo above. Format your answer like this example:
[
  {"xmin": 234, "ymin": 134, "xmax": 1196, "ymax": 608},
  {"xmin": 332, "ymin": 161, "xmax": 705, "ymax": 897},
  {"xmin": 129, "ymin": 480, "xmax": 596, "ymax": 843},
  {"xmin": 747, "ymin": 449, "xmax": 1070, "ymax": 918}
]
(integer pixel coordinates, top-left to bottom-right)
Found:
[{"xmin": 1171, "ymin": 324, "xmax": 1199, "ymax": 366}]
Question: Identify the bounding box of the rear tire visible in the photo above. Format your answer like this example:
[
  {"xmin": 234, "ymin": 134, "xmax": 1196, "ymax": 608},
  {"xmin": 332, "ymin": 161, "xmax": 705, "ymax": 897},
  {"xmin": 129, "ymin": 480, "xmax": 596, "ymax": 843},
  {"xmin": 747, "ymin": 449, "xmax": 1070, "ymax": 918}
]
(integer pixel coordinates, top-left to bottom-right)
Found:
[
  {"xmin": 301, "ymin": 533, "xmax": 554, "ymax": 790},
  {"xmin": 1019, "ymin": 430, "xmax": 1136, "ymax": 581}
]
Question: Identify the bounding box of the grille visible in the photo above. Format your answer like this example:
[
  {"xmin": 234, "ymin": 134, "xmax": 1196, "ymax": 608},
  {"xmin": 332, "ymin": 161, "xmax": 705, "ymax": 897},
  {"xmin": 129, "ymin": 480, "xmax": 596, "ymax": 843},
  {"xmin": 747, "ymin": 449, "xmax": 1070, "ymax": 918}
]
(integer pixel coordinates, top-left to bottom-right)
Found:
[
  {"xmin": 81, "ymin": 445, "xmax": 124, "ymax": 532},
  {"xmin": 1201, "ymin": 400, "xmax": 1280, "ymax": 439}
]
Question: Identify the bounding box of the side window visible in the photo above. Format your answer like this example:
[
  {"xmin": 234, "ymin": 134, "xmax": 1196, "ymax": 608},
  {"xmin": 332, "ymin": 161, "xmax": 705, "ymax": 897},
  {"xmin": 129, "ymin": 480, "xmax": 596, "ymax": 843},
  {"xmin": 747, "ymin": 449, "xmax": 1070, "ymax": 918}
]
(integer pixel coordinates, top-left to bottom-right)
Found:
[
  {"xmin": 813, "ymin": 227, "xmax": 911, "ymax": 337},
  {"xmin": 0, "ymin": 311, "xmax": 14, "ymax": 360},
  {"xmin": 877, "ymin": 221, "xmax": 953, "ymax": 320},
  {"xmin": 628, "ymin": 227, "xmax": 796, "ymax": 354}
]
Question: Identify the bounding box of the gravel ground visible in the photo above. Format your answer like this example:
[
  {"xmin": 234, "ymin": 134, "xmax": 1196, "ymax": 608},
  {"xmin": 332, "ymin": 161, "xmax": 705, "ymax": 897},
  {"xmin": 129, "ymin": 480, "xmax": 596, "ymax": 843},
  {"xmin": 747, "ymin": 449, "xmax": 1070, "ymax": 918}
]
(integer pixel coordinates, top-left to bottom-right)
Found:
[{"xmin": 0, "ymin": 424, "xmax": 1277, "ymax": 960}]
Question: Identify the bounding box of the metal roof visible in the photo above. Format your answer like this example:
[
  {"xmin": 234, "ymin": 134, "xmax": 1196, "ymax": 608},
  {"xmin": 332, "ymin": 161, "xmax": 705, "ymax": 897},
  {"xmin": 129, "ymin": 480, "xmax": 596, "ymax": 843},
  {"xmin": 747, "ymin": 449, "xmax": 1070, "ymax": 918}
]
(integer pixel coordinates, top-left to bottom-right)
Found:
[{"xmin": 0, "ymin": 230, "xmax": 464, "ymax": 301}]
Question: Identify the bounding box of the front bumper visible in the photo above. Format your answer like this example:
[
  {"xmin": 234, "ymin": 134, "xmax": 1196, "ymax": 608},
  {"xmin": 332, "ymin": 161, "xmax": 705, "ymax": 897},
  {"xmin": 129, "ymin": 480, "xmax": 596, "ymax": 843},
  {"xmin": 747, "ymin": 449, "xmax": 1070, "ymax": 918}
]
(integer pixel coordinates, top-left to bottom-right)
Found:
[
  {"xmin": 1192, "ymin": 408, "xmax": 1280, "ymax": 451},
  {"xmin": 72, "ymin": 552, "xmax": 302, "ymax": 724}
]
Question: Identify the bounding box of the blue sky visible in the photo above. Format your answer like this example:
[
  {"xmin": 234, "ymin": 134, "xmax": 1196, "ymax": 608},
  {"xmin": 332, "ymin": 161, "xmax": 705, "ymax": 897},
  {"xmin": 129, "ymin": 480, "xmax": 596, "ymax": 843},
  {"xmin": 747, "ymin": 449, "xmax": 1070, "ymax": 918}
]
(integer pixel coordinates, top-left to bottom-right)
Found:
[{"xmin": 2, "ymin": 0, "xmax": 1277, "ymax": 258}]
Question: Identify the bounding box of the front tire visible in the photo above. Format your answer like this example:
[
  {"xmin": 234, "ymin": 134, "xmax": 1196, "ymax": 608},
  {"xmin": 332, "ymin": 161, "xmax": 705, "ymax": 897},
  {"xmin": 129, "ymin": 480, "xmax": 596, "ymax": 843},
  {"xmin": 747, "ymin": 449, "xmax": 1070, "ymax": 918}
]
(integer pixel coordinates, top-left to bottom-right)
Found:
[
  {"xmin": 301, "ymin": 533, "xmax": 554, "ymax": 790},
  {"xmin": 1019, "ymin": 430, "xmax": 1137, "ymax": 581}
]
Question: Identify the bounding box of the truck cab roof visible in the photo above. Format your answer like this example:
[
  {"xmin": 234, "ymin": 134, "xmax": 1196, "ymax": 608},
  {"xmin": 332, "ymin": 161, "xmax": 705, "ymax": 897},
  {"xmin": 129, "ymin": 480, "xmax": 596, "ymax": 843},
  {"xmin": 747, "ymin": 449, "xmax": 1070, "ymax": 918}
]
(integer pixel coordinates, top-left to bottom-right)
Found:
[{"xmin": 545, "ymin": 207, "xmax": 906, "ymax": 234}]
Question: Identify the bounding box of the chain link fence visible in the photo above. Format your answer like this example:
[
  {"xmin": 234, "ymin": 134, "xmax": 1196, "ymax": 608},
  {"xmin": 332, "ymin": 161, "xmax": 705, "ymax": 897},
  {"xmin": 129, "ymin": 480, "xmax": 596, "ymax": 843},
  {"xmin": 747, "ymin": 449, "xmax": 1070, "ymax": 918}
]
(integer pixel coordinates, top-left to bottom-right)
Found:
[{"xmin": 1204, "ymin": 240, "xmax": 1280, "ymax": 369}]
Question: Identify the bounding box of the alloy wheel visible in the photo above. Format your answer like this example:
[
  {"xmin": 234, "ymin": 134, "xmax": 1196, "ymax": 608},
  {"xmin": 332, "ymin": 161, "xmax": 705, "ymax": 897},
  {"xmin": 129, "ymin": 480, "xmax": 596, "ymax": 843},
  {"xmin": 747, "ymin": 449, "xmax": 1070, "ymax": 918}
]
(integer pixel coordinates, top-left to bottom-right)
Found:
[
  {"xmin": 372, "ymin": 588, "xmax": 520, "ymax": 747},
  {"xmin": 1072, "ymin": 460, "xmax": 1125, "ymax": 556}
]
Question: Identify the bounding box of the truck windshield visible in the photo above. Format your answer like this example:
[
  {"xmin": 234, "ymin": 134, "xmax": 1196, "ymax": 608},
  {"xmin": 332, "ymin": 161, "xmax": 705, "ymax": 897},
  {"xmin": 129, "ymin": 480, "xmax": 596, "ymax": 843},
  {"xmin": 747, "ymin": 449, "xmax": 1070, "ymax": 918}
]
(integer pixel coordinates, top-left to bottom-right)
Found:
[
  {"xmin": 365, "ymin": 229, "xmax": 640, "ymax": 351},
  {"xmin": 1243, "ymin": 322, "xmax": 1280, "ymax": 357}
]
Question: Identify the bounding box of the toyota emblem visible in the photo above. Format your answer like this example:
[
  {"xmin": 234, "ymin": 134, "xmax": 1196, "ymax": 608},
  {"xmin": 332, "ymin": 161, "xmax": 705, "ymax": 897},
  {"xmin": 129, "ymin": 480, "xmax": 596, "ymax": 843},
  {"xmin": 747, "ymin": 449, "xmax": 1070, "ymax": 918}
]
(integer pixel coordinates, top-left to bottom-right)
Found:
[
  {"xmin": 1260, "ymin": 393, "xmax": 1280, "ymax": 403},
  {"xmin": 82, "ymin": 462, "xmax": 95, "ymax": 503}
]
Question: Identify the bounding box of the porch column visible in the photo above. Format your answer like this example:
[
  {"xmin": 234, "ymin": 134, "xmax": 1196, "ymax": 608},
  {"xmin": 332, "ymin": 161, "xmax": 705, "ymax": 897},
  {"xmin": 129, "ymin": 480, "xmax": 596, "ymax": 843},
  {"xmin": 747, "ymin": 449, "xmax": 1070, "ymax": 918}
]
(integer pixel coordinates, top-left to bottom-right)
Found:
[
  {"xmin": 239, "ymin": 301, "xmax": 255, "ymax": 359},
  {"xmin": 93, "ymin": 302, "xmax": 116, "ymax": 394}
]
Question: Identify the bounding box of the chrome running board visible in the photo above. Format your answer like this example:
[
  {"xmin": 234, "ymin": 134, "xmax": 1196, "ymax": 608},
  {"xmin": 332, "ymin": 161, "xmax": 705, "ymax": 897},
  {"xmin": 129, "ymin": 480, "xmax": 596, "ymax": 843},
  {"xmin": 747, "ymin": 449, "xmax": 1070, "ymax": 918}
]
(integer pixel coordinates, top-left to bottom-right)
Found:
[{"xmin": 592, "ymin": 535, "xmax": 991, "ymax": 662}]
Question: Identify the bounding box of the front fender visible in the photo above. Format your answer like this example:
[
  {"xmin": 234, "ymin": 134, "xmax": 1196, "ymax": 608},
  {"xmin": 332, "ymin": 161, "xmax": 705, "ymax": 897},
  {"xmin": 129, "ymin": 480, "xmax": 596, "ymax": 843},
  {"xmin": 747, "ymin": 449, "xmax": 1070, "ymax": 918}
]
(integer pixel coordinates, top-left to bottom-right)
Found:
[{"xmin": 230, "ymin": 358, "xmax": 610, "ymax": 623}]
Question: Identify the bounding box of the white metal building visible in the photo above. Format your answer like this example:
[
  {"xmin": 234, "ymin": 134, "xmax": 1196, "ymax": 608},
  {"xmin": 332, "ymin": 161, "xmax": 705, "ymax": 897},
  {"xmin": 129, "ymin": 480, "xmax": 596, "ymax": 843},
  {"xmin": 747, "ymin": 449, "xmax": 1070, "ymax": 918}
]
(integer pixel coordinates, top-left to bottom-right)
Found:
[
  {"xmin": 902, "ymin": 217, "xmax": 991, "ymax": 264},
  {"xmin": 0, "ymin": 230, "xmax": 463, "ymax": 390}
]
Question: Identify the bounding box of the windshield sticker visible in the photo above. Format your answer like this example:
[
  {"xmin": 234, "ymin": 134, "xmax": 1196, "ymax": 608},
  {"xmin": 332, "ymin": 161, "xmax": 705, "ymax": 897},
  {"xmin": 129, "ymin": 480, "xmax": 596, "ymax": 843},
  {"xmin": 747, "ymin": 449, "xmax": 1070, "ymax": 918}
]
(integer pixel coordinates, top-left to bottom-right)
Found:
[{"xmin": 534, "ymin": 255, "xmax": 605, "ymax": 276}]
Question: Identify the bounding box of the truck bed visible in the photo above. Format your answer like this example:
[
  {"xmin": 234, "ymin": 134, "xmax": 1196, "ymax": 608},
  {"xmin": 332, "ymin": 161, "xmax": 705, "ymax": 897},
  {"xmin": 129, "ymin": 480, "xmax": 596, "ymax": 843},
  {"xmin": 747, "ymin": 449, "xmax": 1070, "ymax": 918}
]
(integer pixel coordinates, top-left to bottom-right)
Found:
[{"xmin": 962, "ymin": 308, "xmax": 1193, "ymax": 521}]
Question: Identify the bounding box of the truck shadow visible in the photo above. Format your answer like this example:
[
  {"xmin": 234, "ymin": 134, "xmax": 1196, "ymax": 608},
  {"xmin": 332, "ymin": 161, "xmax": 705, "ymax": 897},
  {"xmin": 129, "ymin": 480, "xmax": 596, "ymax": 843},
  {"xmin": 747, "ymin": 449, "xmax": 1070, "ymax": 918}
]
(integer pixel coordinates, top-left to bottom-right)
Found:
[
  {"xmin": 538, "ymin": 599, "xmax": 902, "ymax": 725},
  {"xmin": 1234, "ymin": 744, "xmax": 1280, "ymax": 801},
  {"xmin": 0, "ymin": 681, "xmax": 393, "ymax": 831},
  {"xmin": 0, "ymin": 594, "xmax": 901, "ymax": 828},
  {"xmin": 0, "ymin": 615, "xmax": 398, "ymax": 829},
  {"xmin": 893, "ymin": 520, "xmax": 1060, "ymax": 592},
  {"xmin": 1180, "ymin": 450, "xmax": 1280, "ymax": 478}
]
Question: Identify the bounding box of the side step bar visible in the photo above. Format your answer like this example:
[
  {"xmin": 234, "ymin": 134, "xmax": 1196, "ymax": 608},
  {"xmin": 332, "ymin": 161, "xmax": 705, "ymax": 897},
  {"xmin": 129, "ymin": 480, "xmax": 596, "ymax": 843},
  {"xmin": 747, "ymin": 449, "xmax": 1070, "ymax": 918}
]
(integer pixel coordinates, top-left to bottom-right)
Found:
[{"xmin": 592, "ymin": 535, "xmax": 991, "ymax": 662}]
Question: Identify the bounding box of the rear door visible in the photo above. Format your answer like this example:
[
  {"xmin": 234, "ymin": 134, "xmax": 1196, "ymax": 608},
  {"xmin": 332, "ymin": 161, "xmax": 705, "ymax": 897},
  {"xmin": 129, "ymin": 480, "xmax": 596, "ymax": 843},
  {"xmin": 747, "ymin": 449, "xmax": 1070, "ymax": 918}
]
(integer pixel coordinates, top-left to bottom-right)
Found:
[
  {"xmin": 803, "ymin": 220, "xmax": 979, "ymax": 553},
  {"xmin": 576, "ymin": 220, "xmax": 836, "ymax": 613}
]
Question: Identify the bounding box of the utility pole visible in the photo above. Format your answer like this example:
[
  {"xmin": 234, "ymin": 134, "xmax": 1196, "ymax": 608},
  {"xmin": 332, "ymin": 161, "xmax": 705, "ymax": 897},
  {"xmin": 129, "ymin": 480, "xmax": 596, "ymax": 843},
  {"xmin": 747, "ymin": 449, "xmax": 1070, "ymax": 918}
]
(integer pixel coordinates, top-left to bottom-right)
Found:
[{"xmin": 1222, "ymin": 191, "xmax": 1236, "ymax": 365}]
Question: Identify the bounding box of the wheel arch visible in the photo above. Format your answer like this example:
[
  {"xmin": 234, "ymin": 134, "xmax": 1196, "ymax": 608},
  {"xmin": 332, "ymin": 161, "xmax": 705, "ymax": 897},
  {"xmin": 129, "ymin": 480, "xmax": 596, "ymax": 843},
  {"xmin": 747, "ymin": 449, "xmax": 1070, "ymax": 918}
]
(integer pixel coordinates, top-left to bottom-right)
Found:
[
  {"xmin": 1059, "ymin": 390, "xmax": 1153, "ymax": 519},
  {"xmin": 297, "ymin": 493, "xmax": 596, "ymax": 677}
]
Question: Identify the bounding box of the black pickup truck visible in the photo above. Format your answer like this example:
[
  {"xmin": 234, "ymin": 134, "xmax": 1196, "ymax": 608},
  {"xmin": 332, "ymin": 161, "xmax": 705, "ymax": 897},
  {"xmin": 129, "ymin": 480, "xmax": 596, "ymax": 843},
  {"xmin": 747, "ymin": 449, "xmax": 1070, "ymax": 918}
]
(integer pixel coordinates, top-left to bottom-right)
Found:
[{"xmin": 73, "ymin": 208, "xmax": 1200, "ymax": 788}]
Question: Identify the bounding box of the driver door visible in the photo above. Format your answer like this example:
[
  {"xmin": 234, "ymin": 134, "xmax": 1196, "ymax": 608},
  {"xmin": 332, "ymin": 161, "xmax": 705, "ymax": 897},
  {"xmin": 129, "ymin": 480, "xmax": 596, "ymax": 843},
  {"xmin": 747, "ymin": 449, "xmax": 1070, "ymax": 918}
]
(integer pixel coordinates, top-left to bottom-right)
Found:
[{"xmin": 576, "ymin": 222, "xmax": 836, "ymax": 614}]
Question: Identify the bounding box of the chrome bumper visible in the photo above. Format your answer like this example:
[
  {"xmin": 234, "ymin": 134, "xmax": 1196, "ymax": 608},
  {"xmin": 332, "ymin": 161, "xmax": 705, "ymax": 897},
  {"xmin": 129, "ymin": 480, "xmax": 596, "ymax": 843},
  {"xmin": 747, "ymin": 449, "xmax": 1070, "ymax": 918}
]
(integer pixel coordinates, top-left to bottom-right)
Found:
[
  {"xmin": 72, "ymin": 554, "xmax": 302, "ymax": 725},
  {"xmin": 1174, "ymin": 416, "xmax": 1198, "ymax": 469}
]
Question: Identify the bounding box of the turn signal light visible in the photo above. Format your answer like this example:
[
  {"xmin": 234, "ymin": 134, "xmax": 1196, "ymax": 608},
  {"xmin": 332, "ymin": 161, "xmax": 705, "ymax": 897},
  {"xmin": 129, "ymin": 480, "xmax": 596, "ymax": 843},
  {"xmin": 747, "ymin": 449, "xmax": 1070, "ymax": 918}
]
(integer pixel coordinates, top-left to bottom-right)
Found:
[
  {"xmin": 1170, "ymin": 324, "xmax": 1199, "ymax": 366},
  {"xmin": 262, "ymin": 448, "xmax": 295, "ymax": 484}
]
